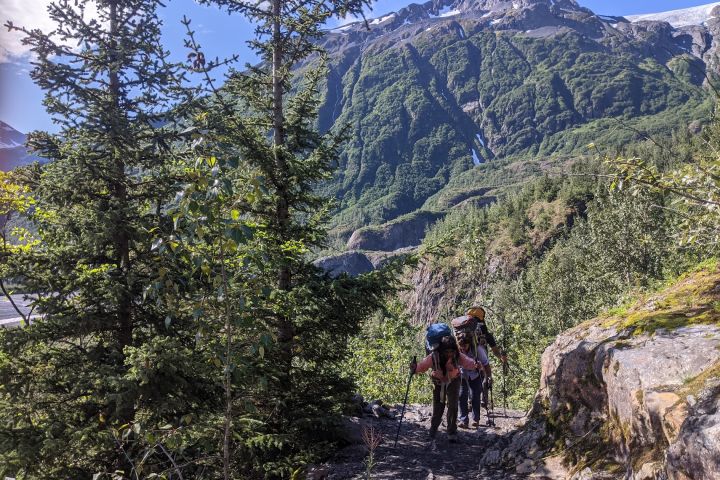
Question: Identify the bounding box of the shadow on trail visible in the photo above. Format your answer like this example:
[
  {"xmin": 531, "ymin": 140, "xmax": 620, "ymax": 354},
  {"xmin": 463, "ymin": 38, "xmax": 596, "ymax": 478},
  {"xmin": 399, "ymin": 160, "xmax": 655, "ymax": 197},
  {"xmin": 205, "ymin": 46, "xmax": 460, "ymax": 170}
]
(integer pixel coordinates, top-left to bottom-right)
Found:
[{"xmin": 328, "ymin": 406, "xmax": 526, "ymax": 479}]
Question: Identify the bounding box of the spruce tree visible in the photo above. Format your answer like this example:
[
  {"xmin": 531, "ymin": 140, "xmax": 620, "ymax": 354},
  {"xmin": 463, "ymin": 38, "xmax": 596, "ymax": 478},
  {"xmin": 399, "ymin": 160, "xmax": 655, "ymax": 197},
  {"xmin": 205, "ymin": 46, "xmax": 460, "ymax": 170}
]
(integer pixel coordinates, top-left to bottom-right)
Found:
[
  {"xmin": 0, "ymin": 1, "xmax": 216, "ymax": 478},
  {"xmin": 157, "ymin": 0, "xmax": 401, "ymax": 476}
]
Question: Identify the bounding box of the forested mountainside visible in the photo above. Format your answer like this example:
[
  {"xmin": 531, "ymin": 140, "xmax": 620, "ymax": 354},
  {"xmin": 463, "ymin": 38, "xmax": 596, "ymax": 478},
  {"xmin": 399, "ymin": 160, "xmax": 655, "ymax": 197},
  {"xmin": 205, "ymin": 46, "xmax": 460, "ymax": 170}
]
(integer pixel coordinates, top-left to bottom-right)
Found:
[{"xmin": 314, "ymin": 0, "xmax": 720, "ymax": 238}]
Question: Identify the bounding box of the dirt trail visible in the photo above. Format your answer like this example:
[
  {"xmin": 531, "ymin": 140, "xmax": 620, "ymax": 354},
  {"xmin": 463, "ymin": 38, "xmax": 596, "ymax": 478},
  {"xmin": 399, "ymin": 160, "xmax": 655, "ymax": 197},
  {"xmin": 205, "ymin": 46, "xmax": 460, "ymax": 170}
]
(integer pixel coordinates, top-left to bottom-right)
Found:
[{"xmin": 326, "ymin": 404, "xmax": 528, "ymax": 479}]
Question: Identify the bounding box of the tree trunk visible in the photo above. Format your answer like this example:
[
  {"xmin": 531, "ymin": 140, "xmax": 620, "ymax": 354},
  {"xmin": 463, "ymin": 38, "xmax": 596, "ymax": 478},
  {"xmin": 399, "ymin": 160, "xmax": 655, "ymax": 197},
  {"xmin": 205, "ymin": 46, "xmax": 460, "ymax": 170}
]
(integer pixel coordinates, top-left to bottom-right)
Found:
[
  {"xmin": 109, "ymin": 0, "xmax": 132, "ymax": 350},
  {"xmin": 272, "ymin": 0, "xmax": 294, "ymax": 390}
]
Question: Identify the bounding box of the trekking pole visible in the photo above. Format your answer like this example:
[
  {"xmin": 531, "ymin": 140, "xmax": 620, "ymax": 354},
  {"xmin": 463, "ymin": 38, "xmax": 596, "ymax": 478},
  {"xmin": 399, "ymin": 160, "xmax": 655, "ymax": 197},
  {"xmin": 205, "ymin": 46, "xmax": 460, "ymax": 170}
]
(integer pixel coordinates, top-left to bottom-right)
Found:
[
  {"xmin": 486, "ymin": 377, "xmax": 495, "ymax": 427},
  {"xmin": 502, "ymin": 361, "xmax": 508, "ymax": 417},
  {"xmin": 394, "ymin": 355, "xmax": 416, "ymax": 448}
]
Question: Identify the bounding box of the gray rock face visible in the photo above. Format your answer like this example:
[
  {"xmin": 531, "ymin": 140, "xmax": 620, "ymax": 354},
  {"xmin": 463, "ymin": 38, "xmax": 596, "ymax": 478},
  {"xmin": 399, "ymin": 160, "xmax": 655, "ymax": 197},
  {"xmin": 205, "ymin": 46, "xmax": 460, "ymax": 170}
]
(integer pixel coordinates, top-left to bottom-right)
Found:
[
  {"xmin": 346, "ymin": 211, "xmax": 444, "ymax": 252},
  {"xmin": 314, "ymin": 251, "xmax": 374, "ymax": 277},
  {"xmin": 666, "ymin": 380, "xmax": 720, "ymax": 480},
  {"xmin": 533, "ymin": 320, "xmax": 720, "ymax": 479},
  {"xmin": 490, "ymin": 267, "xmax": 720, "ymax": 479}
]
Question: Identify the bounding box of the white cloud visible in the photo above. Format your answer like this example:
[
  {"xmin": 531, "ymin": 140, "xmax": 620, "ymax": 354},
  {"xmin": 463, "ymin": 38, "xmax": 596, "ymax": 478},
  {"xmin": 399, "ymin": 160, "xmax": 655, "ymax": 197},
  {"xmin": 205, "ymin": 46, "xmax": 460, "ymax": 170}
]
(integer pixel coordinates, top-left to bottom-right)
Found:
[
  {"xmin": 0, "ymin": 1, "xmax": 56, "ymax": 63},
  {"xmin": 0, "ymin": 0, "xmax": 99, "ymax": 63}
]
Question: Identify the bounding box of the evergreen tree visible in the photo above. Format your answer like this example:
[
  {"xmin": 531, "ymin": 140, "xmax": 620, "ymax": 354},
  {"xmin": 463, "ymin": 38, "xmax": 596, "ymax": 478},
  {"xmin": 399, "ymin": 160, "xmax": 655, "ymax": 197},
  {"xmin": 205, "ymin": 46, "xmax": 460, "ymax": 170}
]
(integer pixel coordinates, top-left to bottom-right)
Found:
[
  {"xmin": 0, "ymin": 1, "xmax": 215, "ymax": 478},
  {"xmin": 152, "ymin": 0, "xmax": 401, "ymax": 476}
]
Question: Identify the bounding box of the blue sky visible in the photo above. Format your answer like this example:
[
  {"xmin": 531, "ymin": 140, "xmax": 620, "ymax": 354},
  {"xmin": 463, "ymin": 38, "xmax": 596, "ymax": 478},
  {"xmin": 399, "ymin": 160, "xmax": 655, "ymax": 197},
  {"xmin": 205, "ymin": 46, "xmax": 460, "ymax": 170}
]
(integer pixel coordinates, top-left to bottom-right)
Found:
[{"xmin": 0, "ymin": 0, "xmax": 715, "ymax": 133}]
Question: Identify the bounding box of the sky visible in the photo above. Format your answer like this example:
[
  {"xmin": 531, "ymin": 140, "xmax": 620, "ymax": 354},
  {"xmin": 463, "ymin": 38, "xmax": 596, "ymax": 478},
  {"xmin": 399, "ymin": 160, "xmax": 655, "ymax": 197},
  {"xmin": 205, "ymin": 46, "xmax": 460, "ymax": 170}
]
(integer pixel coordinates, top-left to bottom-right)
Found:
[{"xmin": 0, "ymin": 0, "xmax": 717, "ymax": 134}]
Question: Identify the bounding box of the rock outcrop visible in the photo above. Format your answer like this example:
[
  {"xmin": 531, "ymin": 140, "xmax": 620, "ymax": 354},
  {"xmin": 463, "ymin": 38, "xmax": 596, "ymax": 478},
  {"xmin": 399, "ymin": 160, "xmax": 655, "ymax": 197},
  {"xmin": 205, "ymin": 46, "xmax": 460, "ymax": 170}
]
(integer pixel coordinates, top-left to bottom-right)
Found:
[
  {"xmin": 490, "ymin": 265, "xmax": 720, "ymax": 479},
  {"xmin": 314, "ymin": 251, "xmax": 375, "ymax": 277},
  {"xmin": 346, "ymin": 211, "xmax": 445, "ymax": 252}
]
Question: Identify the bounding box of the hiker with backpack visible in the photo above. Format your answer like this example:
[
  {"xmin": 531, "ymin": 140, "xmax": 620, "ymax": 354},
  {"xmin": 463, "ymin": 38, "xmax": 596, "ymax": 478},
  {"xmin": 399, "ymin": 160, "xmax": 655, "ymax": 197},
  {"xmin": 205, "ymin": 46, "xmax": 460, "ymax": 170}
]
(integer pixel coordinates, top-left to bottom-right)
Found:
[
  {"xmin": 466, "ymin": 306, "xmax": 508, "ymax": 366},
  {"xmin": 409, "ymin": 324, "xmax": 490, "ymax": 445},
  {"xmin": 453, "ymin": 307, "xmax": 508, "ymax": 428}
]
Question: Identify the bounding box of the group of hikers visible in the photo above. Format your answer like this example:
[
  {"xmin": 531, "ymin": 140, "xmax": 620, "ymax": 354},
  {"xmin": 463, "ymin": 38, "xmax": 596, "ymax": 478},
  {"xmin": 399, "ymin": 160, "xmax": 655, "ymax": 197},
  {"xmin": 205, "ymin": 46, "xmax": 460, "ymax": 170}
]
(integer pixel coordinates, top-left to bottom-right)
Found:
[{"xmin": 408, "ymin": 306, "xmax": 508, "ymax": 446}]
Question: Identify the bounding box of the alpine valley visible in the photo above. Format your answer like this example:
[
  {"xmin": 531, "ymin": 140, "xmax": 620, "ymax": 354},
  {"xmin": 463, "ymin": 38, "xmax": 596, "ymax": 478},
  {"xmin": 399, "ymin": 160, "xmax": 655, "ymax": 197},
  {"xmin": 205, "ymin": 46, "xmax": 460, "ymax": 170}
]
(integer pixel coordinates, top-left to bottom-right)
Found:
[{"xmin": 312, "ymin": 0, "xmax": 720, "ymax": 260}]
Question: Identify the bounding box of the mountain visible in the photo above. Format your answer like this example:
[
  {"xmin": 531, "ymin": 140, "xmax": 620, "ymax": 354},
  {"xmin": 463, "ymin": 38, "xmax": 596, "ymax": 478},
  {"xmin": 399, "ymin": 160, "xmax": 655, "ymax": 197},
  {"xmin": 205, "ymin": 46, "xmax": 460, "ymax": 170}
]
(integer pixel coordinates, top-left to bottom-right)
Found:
[
  {"xmin": 0, "ymin": 121, "xmax": 44, "ymax": 171},
  {"xmin": 313, "ymin": 0, "xmax": 720, "ymax": 242}
]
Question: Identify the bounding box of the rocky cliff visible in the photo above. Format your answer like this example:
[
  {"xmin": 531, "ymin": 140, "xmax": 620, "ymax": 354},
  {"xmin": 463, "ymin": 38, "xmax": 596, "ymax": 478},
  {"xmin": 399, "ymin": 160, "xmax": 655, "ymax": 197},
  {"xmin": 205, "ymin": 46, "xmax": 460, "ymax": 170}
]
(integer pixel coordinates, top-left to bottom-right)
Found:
[
  {"xmin": 345, "ymin": 210, "xmax": 445, "ymax": 251},
  {"xmin": 483, "ymin": 264, "xmax": 720, "ymax": 479}
]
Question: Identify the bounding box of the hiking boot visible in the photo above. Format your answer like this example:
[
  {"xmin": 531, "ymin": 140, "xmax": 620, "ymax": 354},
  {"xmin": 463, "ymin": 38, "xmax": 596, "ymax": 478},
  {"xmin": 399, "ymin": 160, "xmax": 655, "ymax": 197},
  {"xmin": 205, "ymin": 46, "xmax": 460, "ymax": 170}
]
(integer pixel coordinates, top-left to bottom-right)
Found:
[
  {"xmin": 459, "ymin": 420, "xmax": 469, "ymax": 429},
  {"xmin": 448, "ymin": 433, "xmax": 458, "ymax": 444},
  {"xmin": 471, "ymin": 419, "xmax": 479, "ymax": 427}
]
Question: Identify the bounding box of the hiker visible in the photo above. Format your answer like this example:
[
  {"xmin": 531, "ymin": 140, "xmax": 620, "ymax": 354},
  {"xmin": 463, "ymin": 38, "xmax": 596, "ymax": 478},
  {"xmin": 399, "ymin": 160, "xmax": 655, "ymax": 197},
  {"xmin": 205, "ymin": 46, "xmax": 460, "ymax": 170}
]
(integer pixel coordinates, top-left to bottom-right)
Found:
[
  {"xmin": 410, "ymin": 326, "xmax": 490, "ymax": 444},
  {"xmin": 466, "ymin": 306, "xmax": 508, "ymax": 366},
  {"xmin": 453, "ymin": 307, "xmax": 508, "ymax": 427},
  {"xmin": 457, "ymin": 335, "xmax": 488, "ymax": 428}
]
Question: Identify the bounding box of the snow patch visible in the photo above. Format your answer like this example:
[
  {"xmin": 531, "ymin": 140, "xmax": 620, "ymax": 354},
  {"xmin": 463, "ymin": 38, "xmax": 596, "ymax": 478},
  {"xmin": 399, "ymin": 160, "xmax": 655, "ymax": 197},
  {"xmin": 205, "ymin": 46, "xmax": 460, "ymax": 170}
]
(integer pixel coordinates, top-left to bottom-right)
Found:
[
  {"xmin": 431, "ymin": 5, "xmax": 460, "ymax": 18},
  {"xmin": 458, "ymin": 26, "xmax": 465, "ymax": 38},
  {"xmin": 439, "ymin": 9, "xmax": 460, "ymax": 18},
  {"xmin": 0, "ymin": 141, "xmax": 22, "ymax": 149},
  {"xmin": 491, "ymin": 18, "xmax": 502, "ymax": 25},
  {"xmin": 626, "ymin": 2, "xmax": 720, "ymax": 28},
  {"xmin": 331, "ymin": 23, "xmax": 355, "ymax": 32},
  {"xmin": 475, "ymin": 134, "xmax": 485, "ymax": 147},
  {"xmin": 370, "ymin": 13, "xmax": 396, "ymax": 26}
]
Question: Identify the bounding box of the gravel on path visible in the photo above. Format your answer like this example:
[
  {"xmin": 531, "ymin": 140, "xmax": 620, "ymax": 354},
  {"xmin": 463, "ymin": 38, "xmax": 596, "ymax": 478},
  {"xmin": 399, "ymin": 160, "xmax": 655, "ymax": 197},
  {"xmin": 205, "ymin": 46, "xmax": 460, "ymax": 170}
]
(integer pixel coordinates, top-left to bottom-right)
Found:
[{"xmin": 325, "ymin": 404, "xmax": 528, "ymax": 480}]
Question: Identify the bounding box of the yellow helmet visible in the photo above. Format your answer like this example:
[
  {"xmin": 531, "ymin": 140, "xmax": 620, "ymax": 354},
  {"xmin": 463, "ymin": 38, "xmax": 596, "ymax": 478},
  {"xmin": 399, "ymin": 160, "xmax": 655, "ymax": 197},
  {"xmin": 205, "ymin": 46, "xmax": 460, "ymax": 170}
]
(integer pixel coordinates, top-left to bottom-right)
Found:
[{"xmin": 466, "ymin": 306, "xmax": 486, "ymax": 320}]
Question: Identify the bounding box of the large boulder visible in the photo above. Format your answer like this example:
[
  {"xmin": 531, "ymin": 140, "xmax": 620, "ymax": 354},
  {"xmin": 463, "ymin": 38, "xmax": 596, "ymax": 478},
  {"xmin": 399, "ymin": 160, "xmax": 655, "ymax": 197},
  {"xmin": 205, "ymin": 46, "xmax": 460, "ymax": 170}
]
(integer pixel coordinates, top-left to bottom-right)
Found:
[
  {"xmin": 314, "ymin": 251, "xmax": 374, "ymax": 277},
  {"xmin": 498, "ymin": 265, "xmax": 720, "ymax": 479}
]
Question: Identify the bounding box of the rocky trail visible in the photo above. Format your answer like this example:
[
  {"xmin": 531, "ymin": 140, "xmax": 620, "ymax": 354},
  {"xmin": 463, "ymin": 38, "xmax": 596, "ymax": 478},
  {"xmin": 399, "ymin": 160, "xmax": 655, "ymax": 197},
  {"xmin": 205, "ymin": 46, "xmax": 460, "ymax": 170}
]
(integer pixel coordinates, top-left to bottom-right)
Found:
[{"xmin": 322, "ymin": 405, "xmax": 531, "ymax": 479}]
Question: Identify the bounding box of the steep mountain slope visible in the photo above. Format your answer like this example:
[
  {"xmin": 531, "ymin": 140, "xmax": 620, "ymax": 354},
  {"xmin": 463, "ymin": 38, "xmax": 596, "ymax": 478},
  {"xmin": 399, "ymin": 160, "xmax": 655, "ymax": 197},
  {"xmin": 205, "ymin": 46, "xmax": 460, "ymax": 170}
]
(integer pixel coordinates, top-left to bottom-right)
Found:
[
  {"xmin": 0, "ymin": 121, "xmax": 44, "ymax": 171},
  {"xmin": 315, "ymin": 0, "xmax": 719, "ymax": 239}
]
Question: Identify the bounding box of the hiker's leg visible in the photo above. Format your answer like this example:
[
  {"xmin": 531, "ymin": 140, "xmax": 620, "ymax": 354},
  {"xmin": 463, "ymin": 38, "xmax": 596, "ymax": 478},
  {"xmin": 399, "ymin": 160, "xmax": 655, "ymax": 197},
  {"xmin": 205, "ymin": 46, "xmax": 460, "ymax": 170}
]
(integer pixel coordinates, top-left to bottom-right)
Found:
[
  {"xmin": 446, "ymin": 377, "xmax": 461, "ymax": 435},
  {"xmin": 430, "ymin": 383, "xmax": 444, "ymax": 439},
  {"xmin": 470, "ymin": 374, "xmax": 483, "ymax": 423},
  {"xmin": 458, "ymin": 377, "xmax": 470, "ymax": 424}
]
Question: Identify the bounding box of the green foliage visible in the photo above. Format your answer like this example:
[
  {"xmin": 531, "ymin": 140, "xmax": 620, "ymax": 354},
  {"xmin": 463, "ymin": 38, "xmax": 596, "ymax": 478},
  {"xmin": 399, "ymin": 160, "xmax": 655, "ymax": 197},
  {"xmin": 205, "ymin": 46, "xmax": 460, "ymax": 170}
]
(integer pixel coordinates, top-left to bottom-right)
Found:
[
  {"xmin": 0, "ymin": 2, "xmax": 210, "ymax": 478},
  {"xmin": 415, "ymin": 155, "xmax": 711, "ymax": 410},
  {"xmin": 1, "ymin": 0, "xmax": 400, "ymax": 478},
  {"xmin": 317, "ymin": 26, "xmax": 712, "ymax": 235},
  {"xmin": 347, "ymin": 307, "xmax": 431, "ymax": 404},
  {"xmin": 611, "ymin": 105, "xmax": 720, "ymax": 245}
]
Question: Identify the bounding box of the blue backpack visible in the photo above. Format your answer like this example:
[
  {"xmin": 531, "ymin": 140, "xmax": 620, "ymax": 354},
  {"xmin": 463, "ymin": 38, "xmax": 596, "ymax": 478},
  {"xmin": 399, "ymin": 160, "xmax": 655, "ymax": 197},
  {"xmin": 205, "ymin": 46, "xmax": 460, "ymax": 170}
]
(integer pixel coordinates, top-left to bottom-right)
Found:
[{"xmin": 425, "ymin": 323, "xmax": 453, "ymax": 352}]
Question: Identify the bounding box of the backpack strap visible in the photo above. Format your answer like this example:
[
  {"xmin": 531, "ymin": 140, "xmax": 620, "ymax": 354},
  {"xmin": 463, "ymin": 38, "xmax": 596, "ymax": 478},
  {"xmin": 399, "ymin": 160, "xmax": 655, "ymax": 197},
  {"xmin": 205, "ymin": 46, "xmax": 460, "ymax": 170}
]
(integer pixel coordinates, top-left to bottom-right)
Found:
[{"xmin": 431, "ymin": 351, "xmax": 440, "ymax": 373}]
